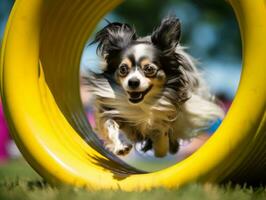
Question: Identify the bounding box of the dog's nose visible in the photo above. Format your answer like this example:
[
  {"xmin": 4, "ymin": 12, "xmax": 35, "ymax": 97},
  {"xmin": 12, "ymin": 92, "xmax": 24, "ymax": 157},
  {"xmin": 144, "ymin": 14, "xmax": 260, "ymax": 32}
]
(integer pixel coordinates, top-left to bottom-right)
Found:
[{"xmin": 128, "ymin": 78, "xmax": 140, "ymax": 89}]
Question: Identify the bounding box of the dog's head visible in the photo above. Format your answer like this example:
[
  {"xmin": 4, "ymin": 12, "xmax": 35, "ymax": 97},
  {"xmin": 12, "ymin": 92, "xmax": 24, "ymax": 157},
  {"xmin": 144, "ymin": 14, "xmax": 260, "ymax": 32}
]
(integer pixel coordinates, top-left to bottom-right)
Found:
[{"xmin": 92, "ymin": 16, "xmax": 188, "ymax": 104}]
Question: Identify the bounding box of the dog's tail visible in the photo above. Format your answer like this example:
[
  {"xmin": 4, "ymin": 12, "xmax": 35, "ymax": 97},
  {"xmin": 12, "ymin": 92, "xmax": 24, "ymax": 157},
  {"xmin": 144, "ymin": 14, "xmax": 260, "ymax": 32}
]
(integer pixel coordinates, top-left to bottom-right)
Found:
[{"xmin": 180, "ymin": 93, "xmax": 225, "ymax": 137}]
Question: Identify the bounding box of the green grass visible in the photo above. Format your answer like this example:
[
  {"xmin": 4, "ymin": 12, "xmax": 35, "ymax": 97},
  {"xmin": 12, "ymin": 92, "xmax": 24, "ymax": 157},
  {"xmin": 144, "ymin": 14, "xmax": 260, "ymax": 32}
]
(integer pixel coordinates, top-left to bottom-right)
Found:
[{"xmin": 0, "ymin": 159, "xmax": 265, "ymax": 200}]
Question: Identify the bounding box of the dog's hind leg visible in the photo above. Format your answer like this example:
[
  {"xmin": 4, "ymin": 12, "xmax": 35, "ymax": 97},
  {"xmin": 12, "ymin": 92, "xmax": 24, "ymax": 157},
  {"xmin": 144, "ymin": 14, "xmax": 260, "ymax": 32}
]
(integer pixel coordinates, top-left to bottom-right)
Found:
[
  {"xmin": 141, "ymin": 138, "xmax": 153, "ymax": 153},
  {"xmin": 103, "ymin": 119, "xmax": 132, "ymax": 156}
]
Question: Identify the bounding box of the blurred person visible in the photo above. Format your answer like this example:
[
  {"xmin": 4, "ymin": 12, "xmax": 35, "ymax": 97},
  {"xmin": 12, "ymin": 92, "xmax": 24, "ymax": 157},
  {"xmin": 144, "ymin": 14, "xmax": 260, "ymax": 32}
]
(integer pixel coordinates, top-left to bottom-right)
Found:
[
  {"xmin": 0, "ymin": 101, "xmax": 9, "ymax": 162},
  {"xmin": 0, "ymin": 101, "xmax": 21, "ymax": 163}
]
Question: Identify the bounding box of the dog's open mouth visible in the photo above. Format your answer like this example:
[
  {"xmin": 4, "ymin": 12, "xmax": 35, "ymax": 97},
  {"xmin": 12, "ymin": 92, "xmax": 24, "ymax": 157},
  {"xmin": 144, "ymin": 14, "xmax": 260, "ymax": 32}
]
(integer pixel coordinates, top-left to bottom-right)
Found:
[{"xmin": 127, "ymin": 85, "xmax": 153, "ymax": 104}]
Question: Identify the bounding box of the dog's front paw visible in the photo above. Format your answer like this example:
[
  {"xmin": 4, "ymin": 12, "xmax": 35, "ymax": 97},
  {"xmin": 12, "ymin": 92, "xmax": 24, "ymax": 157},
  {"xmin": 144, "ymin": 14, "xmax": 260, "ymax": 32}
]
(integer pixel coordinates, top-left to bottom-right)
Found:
[
  {"xmin": 106, "ymin": 143, "xmax": 133, "ymax": 156},
  {"xmin": 116, "ymin": 144, "xmax": 133, "ymax": 156}
]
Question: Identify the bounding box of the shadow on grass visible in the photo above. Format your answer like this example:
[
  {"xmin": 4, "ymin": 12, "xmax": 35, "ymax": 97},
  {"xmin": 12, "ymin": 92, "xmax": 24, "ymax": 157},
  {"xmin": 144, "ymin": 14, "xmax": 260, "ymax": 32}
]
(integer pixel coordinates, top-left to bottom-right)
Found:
[{"xmin": 0, "ymin": 158, "xmax": 265, "ymax": 200}]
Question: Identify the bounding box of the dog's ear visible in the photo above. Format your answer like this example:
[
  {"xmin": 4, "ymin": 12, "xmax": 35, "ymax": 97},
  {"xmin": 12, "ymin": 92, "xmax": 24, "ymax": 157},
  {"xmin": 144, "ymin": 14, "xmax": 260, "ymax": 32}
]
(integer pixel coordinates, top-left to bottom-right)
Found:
[
  {"xmin": 151, "ymin": 16, "xmax": 181, "ymax": 52},
  {"xmin": 91, "ymin": 22, "xmax": 137, "ymax": 57}
]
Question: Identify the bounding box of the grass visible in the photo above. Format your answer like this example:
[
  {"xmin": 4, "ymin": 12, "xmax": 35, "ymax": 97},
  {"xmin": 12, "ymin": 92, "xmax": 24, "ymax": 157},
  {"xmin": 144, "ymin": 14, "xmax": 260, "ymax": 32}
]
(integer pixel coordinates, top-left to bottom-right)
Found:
[{"xmin": 0, "ymin": 159, "xmax": 266, "ymax": 200}]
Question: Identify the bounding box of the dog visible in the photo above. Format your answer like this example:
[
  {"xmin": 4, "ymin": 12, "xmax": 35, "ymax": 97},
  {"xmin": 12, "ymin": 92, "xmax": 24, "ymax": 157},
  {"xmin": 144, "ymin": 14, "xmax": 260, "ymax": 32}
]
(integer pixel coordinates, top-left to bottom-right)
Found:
[{"xmin": 84, "ymin": 16, "xmax": 224, "ymax": 157}]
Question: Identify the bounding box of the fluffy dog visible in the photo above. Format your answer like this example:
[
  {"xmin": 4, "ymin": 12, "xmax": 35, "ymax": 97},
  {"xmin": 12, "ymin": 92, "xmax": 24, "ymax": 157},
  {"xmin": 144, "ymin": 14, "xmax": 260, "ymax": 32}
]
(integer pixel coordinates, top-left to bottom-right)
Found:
[{"xmin": 85, "ymin": 16, "xmax": 224, "ymax": 157}]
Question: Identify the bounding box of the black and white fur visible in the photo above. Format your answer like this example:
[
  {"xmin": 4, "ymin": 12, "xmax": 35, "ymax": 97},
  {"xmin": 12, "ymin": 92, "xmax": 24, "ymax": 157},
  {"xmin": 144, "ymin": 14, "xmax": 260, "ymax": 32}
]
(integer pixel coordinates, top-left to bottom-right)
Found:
[{"xmin": 85, "ymin": 16, "xmax": 224, "ymax": 157}]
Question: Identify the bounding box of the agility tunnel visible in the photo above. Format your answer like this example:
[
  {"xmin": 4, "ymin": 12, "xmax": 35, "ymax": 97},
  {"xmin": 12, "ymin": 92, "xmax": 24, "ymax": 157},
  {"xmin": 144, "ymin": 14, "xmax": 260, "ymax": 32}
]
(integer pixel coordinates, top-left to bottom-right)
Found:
[{"xmin": 0, "ymin": 0, "xmax": 265, "ymax": 190}]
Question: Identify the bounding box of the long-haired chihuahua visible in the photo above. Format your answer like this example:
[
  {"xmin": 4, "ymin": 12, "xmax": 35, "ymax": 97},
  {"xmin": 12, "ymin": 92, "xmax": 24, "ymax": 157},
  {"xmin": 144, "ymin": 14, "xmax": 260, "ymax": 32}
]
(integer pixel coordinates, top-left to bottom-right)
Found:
[{"xmin": 84, "ymin": 16, "xmax": 224, "ymax": 157}]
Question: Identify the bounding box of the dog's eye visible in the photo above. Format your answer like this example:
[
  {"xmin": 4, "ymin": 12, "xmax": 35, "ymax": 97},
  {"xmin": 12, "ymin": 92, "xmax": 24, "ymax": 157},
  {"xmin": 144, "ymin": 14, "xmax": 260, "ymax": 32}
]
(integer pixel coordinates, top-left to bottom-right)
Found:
[
  {"xmin": 118, "ymin": 64, "xmax": 129, "ymax": 77},
  {"xmin": 143, "ymin": 64, "xmax": 157, "ymax": 77}
]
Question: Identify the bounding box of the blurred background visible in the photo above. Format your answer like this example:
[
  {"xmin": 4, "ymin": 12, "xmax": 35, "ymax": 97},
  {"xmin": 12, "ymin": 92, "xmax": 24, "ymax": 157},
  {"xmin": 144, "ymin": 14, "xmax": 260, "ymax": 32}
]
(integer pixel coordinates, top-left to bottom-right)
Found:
[
  {"xmin": 1, "ymin": 0, "xmax": 19, "ymax": 165},
  {"xmin": 1, "ymin": 0, "xmax": 241, "ymax": 171},
  {"xmin": 80, "ymin": 0, "xmax": 242, "ymax": 170}
]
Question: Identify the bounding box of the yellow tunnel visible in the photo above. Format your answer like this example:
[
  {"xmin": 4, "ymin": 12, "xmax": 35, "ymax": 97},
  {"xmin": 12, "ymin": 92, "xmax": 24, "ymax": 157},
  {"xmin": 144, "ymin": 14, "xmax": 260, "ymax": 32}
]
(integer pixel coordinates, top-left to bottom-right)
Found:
[{"xmin": 0, "ymin": 0, "xmax": 265, "ymax": 190}]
